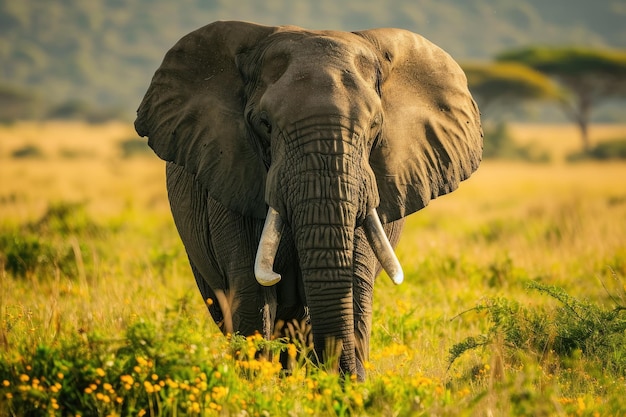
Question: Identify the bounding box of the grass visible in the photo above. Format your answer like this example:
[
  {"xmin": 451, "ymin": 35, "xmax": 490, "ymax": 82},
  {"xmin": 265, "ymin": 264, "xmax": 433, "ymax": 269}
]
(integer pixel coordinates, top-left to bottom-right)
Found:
[{"xmin": 1, "ymin": 121, "xmax": 626, "ymax": 416}]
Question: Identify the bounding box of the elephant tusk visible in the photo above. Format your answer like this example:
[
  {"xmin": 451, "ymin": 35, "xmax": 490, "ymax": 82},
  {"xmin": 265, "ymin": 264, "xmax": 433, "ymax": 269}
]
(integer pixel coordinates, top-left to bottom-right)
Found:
[
  {"xmin": 254, "ymin": 207, "xmax": 284, "ymax": 286},
  {"xmin": 363, "ymin": 208, "xmax": 404, "ymax": 285}
]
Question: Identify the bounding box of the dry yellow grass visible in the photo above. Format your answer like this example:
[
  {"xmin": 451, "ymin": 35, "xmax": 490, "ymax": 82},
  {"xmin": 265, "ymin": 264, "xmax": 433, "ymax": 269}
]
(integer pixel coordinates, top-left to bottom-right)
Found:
[
  {"xmin": 0, "ymin": 121, "xmax": 168, "ymax": 224},
  {"xmin": 2, "ymin": 121, "xmax": 625, "ymax": 272},
  {"xmin": 1, "ymin": 121, "xmax": 626, "ymax": 415}
]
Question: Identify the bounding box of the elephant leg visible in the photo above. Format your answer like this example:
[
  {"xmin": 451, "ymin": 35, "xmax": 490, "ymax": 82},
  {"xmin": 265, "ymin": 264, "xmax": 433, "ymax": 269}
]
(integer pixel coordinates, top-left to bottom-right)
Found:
[
  {"xmin": 188, "ymin": 258, "xmax": 226, "ymax": 330},
  {"xmin": 166, "ymin": 162, "xmax": 274, "ymax": 337},
  {"xmin": 204, "ymin": 197, "xmax": 276, "ymax": 337},
  {"xmin": 353, "ymin": 218, "xmax": 405, "ymax": 379}
]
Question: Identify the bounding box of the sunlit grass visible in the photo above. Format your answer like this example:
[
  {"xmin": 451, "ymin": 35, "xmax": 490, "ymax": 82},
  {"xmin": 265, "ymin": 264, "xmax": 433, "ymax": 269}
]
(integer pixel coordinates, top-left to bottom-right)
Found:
[{"xmin": 1, "ymin": 121, "xmax": 626, "ymax": 415}]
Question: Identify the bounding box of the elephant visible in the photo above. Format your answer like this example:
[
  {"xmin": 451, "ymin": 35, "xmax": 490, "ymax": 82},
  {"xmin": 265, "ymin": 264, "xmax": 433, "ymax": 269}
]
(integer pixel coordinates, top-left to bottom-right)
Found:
[{"xmin": 135, "ymin": 20, "xmax": 482, "ymax": 380}]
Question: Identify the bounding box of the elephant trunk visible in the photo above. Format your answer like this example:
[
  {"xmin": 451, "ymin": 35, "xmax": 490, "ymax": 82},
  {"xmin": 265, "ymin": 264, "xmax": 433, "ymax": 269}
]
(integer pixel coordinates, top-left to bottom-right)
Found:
[
  {"xmin": 292, "ymin": 195, "xmax": 358, "ymax": 374},
  {"xmin": 255, "ymin": 121, "xmax": 402, "ymax": 376}
]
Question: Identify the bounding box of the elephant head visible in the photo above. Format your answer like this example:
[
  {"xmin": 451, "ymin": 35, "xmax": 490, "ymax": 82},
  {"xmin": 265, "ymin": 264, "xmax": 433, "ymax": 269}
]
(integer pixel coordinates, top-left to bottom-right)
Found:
[{"xmin": 135, "ymin": 21, "xmax": 482, "ymax": 377}]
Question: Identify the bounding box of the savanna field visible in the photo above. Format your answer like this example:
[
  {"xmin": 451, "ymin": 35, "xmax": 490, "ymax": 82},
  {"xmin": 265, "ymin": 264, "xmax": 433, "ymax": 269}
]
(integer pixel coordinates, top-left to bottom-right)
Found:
[{"xmin": 1, "ymin": 122, "xmax": 625, "ymax": 416}]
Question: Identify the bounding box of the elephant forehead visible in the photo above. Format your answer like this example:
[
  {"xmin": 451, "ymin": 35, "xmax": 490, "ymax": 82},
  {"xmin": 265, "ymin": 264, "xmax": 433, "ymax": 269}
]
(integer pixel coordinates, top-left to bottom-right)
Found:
[{"xmin": 261, "ymin": 32, "xmax": 379, "ymax": 81}]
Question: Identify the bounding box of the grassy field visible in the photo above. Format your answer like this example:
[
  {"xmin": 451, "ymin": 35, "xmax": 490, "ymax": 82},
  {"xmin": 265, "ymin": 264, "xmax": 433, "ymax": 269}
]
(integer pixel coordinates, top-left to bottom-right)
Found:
[{"xmin": 1, "ymin": 121, "xmax": 625, "ymax": 416}]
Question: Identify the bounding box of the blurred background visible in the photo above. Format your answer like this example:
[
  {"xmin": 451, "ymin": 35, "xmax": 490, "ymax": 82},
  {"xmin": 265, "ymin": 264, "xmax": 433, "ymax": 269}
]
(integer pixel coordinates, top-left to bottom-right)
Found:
[{"xmin": 1, "ymin": 0, "xmax": 625, "ymax": 158}]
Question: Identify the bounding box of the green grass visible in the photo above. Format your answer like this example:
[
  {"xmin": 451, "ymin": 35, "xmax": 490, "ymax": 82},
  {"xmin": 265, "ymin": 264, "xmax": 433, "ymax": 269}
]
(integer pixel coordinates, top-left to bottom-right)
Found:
[{"xmin": 1, "ymin": 122, "xmax": 626, "ymax": 416}]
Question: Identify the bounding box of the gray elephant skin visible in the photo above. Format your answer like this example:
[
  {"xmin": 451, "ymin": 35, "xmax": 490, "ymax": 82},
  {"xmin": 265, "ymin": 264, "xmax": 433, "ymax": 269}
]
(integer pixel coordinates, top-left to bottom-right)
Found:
[{"xmin": 135, "ymin": 20, "xmax": 482, "ymax": 380}]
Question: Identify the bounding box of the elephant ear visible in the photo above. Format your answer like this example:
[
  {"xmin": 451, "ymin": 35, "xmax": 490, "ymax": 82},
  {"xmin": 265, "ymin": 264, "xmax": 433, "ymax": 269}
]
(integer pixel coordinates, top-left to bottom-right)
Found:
[
  {"xmin": 356, "ymin": 29, "xmax": 483, "ymax": 224},
  {"xmin": 135, "ymin": 21, "xmax": 277, "ymax": 219}
]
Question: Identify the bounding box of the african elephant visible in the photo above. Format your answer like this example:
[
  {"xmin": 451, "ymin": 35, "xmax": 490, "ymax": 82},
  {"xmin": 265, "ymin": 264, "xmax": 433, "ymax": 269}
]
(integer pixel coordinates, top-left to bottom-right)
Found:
[{"xmin": 135, "ymin": 20, "xmax": 482, "ymax": 380}]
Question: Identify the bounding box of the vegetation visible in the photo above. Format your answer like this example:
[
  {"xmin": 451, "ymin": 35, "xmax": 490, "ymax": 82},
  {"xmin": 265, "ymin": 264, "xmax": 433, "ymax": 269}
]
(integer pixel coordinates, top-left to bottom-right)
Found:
[
  {"xmin": 567, "ymin": 138, "xmax": 626, "ymax": 161},
  {"xmin": 1, "ymin": 122, "xmax": 626, "ymax": 415},
  {"xmin": 497, "ymin": 47, "xmax": 626, "ymax": 151},
  {"xmin": 462, "ymin": 62, "xmax": 561, "ymax": 114},
  {"xmin": 0, "ymin": 0, "xmax": 624, "ymax": 121},
  {"xmin": 481, "ymin": 122, "xmax": 550, "ymax": 162}
]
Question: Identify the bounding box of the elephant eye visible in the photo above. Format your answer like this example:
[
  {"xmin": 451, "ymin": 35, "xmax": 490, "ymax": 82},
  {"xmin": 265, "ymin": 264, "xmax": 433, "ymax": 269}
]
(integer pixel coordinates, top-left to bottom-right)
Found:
[
  {"xmin": 370, "ymin": 114, "xmax": 382, "ymax": 130},
  {"xmin": 259, "ymin": 112, "xmax": 272, "ymax": 135}
]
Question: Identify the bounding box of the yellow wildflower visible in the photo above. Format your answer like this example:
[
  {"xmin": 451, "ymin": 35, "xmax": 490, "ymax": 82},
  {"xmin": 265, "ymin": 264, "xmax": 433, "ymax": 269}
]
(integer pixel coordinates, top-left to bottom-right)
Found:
[
  {"xmin": 577, "ymin": 397, "xmax": 586, "ymax": 412},
  {"xmin": 120, "ymin": 375, "xmax": 134, "ymax": 385},
  {"xmin": 287, "ymin": 343, "xmax": 297, "ymax": 359},
  {"xmin": 143, "ymin": 381, "xmax": 154, "ymax": 394},
  {"xmin": 2, "ymin": 380, "xmax": 9, "ymax": 387},
  {"xmin": 96, "ymin": 368, "xmax": 105, "ymax": 377},
  {"xmin": 212, "ymin": 386, "xmax": 228, "ymax": 401},
  {"xmin": 19, "ymin": 374, "xmax": 29, "ymax": 383}
]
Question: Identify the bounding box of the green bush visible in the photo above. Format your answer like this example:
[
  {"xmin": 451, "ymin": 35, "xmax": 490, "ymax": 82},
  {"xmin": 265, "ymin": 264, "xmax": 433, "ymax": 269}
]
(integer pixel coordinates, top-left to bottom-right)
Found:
[
  {"xmin": 0, "ymin": 202, "xmax": 101, "ymax": 278},
  {"xmin": 0, "ymin": 233, "xmax": 56, "ymax": 277},
  {"xmin": 118, "ymin": 138, "xmax": 152, "ymax": 158},
  {"xmin": 28, "ymin": 201, "xmax": 101, "ymax": 236},
  {"xmin": 483, "ymin": 122, "xmax": 550, "ymax": 162},
  {"xmin": 11, "ymin": 145, "xmax": 44, "ymax": 159},
  {"xmin": 568, "ymin": 138, "xmax": 626, "ymax": 161},
  {"xmin": 449, "ymin": 280, "xmax": 626, "ymax": 373},
  {"xmin": 0, "ymin": 232, "xmax": 80, "ymax": 279}
]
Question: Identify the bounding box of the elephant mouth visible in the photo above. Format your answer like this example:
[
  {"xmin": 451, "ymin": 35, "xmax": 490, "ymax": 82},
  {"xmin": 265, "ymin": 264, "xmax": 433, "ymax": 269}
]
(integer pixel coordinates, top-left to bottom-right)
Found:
[{"xmin": 254, "ymin": 206, "xmax": 403, "ymax": 286}]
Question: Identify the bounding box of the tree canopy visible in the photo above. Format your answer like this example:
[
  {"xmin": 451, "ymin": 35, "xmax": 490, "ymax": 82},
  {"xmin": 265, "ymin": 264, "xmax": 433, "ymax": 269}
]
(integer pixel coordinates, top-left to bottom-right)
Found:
[
  {"xmin": 497, "ymin": 47, "xmax": 626, "ymax": 150},
  {"xmin": 463, "ymin": 62, "xmax": 562, "ymax": 113}
]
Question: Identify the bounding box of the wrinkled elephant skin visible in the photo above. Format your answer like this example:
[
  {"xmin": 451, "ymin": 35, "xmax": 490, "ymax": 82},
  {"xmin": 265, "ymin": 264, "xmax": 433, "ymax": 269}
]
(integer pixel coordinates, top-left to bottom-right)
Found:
[{"xmin": 135, "ymin": 21, "xmax": 483, "ymax": 380}]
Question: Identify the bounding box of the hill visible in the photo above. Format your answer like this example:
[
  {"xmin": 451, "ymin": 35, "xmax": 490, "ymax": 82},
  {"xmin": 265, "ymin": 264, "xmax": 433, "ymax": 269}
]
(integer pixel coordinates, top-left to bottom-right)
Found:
[{"xmin": 0, "ymin": 0, "xmax": 624, "ymax": 120}]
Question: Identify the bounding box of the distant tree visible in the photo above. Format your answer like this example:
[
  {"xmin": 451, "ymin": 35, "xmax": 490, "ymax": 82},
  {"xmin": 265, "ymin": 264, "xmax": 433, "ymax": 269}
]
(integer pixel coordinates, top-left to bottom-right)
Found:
[
  {"xmin": 497, "ymin": 47, "xmax": 626, "ymax": 152},
  {"xmin": 462, "ymin": 62, "xmax": 559, "ymax": 161},
  {"xmin": 463, "ymin": 62, "xmax": 561, "ymax": 115},
  {"xmin": 0, "ymin": 84, "xmax": 41, "ymax": 123}
]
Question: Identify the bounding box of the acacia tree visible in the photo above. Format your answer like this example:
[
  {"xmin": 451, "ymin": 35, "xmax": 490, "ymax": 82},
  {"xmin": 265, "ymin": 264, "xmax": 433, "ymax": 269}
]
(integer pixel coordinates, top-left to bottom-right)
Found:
[
  {"xmin": 462, "ymin": 62, "xmax": 561, "ymax": 159},
  {"xmin": 463, "ymin": 62, "xmax": 561, "ymax": 115},
  {"xmin": 496, "ymin": 47, "xmax": 626, "ymax": 152}
]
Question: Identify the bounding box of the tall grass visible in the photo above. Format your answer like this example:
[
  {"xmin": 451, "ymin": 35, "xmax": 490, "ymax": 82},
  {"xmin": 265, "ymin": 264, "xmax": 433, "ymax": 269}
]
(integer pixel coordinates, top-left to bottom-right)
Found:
[{"xmin": 1, "ymin": 122, "xmax": 626, "ymax": 415}]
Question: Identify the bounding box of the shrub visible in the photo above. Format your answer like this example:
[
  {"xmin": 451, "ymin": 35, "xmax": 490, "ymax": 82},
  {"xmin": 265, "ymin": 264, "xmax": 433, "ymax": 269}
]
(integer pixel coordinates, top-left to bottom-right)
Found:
[
  {"xmin": 483, "ymin": 122, "xmax": 550, "ymax": 162},
  {"xmin": 28, "ymin": 201, "xmax": 101, "ymax": 236},
  {"xmin": 449, "ymin": 280, "xmax": 626, "ymax": 373},
  {"xmin": 0, "ymin": 232, "xmax": 79, "ymax": 279},
  {"xmin": 0, "ymin": 233, "xmax": 56, "ymax": 277},
  {"xmin": 0, "ymin": 202, "xmax": 101, "ymax": 278},
  {"xmin": 118, "ymin": 138, "xmax": 152, "ymax": 158},
  {"xmin": 568, "ymin": 138, "xmax": 626, "ymax": 161},
  {"xmin": 11, "ymin": 145, "xmax": 44, "ymax": 159}
]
